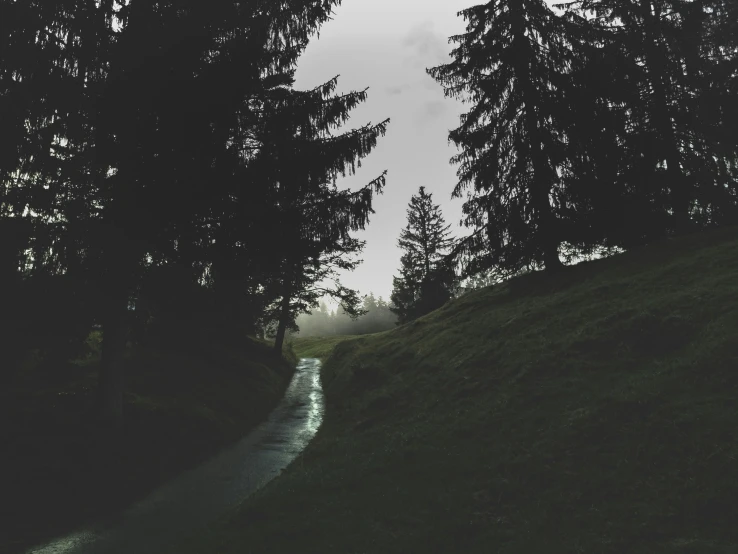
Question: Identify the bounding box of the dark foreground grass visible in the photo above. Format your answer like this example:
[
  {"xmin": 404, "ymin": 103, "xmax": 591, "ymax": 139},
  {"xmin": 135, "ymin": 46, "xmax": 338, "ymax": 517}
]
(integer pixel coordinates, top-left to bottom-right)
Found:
[
  {"xmin": 173, "ymin": 225, "xmax": 738, "ymax": 554},
  {"xmin": 289, "ymin": 335, "xmax": 362, "ymax": 361},
  {"xmin": 0, "ymin": 335, "xmax": 295, "ymax": 554}
]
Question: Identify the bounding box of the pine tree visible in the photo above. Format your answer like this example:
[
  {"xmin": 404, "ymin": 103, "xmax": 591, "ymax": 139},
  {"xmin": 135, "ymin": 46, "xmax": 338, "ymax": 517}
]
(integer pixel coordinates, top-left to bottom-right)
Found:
[
  {"xmin": 427, "ymin": 0, "xmax": 594, "ymax": 278},
  {"xmin": 390, "ymin": 186, "xmax": 455, "ymax": 323},
  {"xmin": 249, "ymin": 77, "xmax": 389, "ymax": 352},
  {"xmin": 0, "ymin": 0, "xmax": 349, "ymax": 429},
  {"xmin": 691, "ymin": 0, "xmax": 738, "ymax": 225},
  {"xmin": 558, "ymin": 0, "xmax": 738, "ymax": 235}
]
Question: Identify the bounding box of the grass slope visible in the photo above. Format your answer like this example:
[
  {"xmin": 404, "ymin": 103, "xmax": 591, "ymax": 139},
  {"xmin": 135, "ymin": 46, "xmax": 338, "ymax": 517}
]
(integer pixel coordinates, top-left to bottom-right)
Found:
[
  {"xmin": 180, "ymin": 226, "xmax": 738, "ymax": 553},
  {"xmin": 1, "ymin": 335, "xmax": 295, "ymax": 554},
  {"xmin": 289, "ymin": 335, "xmax": 361, "ymax": 361}
]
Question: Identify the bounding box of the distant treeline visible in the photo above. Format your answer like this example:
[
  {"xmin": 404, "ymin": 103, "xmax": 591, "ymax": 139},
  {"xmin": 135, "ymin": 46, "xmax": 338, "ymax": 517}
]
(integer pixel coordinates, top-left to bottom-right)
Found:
[
  {"xmin": 290, "ymin": 294, "xmax": 397, "ymax": 337},
  {"xmin": 2, "ymin": 0, "xmax": 735, "ymax": 432},
  {"xmin": 290, "ymin": 274, "xmax": 498, "ymax": 338}
]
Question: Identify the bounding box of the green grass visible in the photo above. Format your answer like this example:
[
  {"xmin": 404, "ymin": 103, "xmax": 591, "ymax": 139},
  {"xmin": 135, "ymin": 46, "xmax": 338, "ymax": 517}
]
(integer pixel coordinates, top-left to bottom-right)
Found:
[
  {"xmin": 173, "ymin": 225, "xmax": 738, "ymax": 554},
  {"xmin": 289, "ymin": 335, "xmax": 361, "ymax": 361},
  {"xmin": 1, "ymin": 334, "xmax": 295, "ymax": 554}
]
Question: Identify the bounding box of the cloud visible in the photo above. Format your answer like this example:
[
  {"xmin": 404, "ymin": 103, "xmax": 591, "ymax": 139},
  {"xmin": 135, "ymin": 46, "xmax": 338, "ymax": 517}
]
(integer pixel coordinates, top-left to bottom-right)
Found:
[
  {"xmin": 401, "ymin": 20, "xmax": 449, "ymax": 67},
  {"xmin": 386, "ymin": 84, "xmax": 408, "ymax": 95},
  {"xmin": 411, "ymin": 100, "xmax": 450, "ymax": 127},
  {"xmin": 385, "ymin": 75, "xmax": 441, "ymax": 97},
  {"xmin": 386, "ymin": 21, "xmax": 448, "ymax": 96},
  {"xmin": 424, "ymin": 100, "xmax": 448, "ymax": 118},
  {"xmin": 422, "ymin": 74, "xmax": 441, "ymax": 92}
]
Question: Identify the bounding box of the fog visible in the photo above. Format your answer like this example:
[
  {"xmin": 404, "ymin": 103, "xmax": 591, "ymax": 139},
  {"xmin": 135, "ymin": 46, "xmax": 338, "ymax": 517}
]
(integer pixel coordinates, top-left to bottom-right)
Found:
[{"xmin": 289, "ymin": 294, "xmax": 398, "ymax": 338}]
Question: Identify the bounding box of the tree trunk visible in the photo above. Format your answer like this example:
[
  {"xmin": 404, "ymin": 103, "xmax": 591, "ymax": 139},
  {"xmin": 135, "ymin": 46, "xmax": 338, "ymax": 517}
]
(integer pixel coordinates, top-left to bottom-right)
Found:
[
  {"xmin": 639, "ymin": 0, "xmax": 692, "ymax": 233},
  {"xmin": 93, "ymin": 0, "xmax": 134, "ymax": 434},
  {"xmin": 511, "ymin": 8, "xmax": 563, "ymax": 273},
  {"xmin": 522, "ymin": 81, "xmax": 562, "ymax": 271},
  {"xmin": 99, "ymin": 283, "xmax": 129, "ymax": 432},
  {"xmin": 97, "ymin": 220, "xmax": 137, "ymax": 433},
  {"xmin": 668, "ymin": 159, "xmax": 692, "ymax": 234},
  {"xmin": 525, "ymin": 97, "xmax": 563, "ymax": 273},
  {"xmin": 542, "ymin": 235, "xmax": 564, "ymax": 273},
  {"xmin": 273, "ymin": 279, "xmax": 292, "ymax": 354}
]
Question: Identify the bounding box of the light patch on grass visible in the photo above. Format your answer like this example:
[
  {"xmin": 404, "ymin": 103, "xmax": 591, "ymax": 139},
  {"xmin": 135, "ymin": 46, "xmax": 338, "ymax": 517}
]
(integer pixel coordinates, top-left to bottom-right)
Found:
[{"xmin": 289, "ymin": 335, "xmax": 361, "ymax": 361}]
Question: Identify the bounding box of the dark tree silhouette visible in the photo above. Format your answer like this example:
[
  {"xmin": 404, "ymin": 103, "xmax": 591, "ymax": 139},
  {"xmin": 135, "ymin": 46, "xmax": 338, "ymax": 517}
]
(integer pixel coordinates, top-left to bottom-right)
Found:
[
  {"xmin": 248, "ymin": 77, "xmax": 389, "ymax": 352},
  {"xmin": 390, "ymin": 186, "xmax": 456, "ymax": 324},
  {"xmin": 0, "ymin": 0, "xmax": 349, "ymax": 429},
  {"xmin": 558, "ymin": 0, "xmax": 738, "ymax": 235},
  {"xmin": 427, "ymin": 0, "xmax": 593, "ymax": 278}
]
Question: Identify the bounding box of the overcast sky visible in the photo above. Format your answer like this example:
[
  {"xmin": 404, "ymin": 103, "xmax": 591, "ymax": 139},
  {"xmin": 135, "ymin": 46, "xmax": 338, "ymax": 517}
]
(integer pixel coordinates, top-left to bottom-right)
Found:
[
  {"xmin": 294, "ymin": 0, "xmax": 563, "ymax": 303},
  {"xmin": 293, "ymin": 0, "xmax": 476, "ymax": 302}
]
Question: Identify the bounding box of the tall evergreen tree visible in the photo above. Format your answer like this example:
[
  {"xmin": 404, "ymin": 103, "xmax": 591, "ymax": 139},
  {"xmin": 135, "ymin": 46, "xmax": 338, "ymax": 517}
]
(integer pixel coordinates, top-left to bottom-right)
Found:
[
  {"xmin": 0, "ymin": 0, "xmax": 349, "ymax": 429},
  {"xmin": 687, "ymin": 0, "xmax": 738, "ymax": 225},
  {"xmin": 427, "ymin": 0, "xmax": 593, "ymax": 278},
  {"xmin": 558, "ymin": 0, "xmax": 738, "ymax": 235},
  {"xmin": 390, "ymin": 186, "xmax": 455, "ymax": 324},
  {"xmin": 249, "ymin": 77, "xmax": 389, "ymax": 352}
]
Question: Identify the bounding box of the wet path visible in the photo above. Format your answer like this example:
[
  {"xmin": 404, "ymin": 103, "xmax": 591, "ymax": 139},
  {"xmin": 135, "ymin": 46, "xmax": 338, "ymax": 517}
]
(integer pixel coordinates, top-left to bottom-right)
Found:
[{"xmin": 25, "ymin": 358, "xmax": 324, "ymax": 554}]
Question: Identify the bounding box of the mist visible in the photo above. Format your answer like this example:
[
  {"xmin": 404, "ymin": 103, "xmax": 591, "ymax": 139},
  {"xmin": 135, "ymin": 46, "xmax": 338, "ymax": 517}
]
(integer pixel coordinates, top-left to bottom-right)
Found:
[{"xmin": 288, "ymin": 293, "xmax": 398, "ymax": 338}]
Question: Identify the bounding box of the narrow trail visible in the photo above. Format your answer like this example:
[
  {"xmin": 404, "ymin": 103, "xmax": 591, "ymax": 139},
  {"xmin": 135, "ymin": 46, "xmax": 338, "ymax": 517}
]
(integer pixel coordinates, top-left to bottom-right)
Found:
[{"xmin": 25, "ymin": 358, "xmax": 324, "ymax": 554}]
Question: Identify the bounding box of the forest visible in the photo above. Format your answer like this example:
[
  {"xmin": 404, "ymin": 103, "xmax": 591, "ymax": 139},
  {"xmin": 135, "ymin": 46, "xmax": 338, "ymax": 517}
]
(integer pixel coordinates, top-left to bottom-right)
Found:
[
  {"xmin": 1, "ymin": 0, "xmax": 737, "ymax": 551},
  {"xmin": 2, "ymin": 0, "xmax": 736, "ymax": 426},
  {"xmin": 1, "ymin": 0, "xmax": 391, "ymax": 431}
]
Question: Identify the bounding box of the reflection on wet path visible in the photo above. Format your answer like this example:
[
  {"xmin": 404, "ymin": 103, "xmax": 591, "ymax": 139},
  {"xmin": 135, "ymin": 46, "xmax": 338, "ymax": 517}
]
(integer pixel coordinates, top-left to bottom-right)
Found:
[{"xmin": 25, "ymin": 358, "xmax": 324, "ymax": 554}]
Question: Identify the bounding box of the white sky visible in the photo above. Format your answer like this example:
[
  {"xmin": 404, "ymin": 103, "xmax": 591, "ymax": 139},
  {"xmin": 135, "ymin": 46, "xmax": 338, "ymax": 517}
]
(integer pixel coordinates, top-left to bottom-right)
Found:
[{"xmin": 294, "ymin": 0, "xmax": 561, "ymax": 301}]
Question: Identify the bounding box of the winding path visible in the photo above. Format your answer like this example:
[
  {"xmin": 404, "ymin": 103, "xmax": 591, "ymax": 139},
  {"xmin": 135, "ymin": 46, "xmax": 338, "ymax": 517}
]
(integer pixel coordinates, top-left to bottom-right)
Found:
[{"xmin": 25, "ymin": 358, "xmax": 324, "ymax": 554}]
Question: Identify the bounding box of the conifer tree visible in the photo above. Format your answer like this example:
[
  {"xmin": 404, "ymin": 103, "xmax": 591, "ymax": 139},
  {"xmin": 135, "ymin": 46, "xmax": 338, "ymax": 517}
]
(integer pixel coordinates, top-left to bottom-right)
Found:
[
  {"xmin": 390, "ymin": 186, "xmax": 455, "ymax": 324},
  {"xmin": 427, "ymin": 0, "xmax": 593, "ymax": 278},
  {"xmin": 248, "ymin": 77, "xmax": 389, "ymax": 352},
  {"xmin": 558, "ymin": 0, "xmax": 738, "ymax": 235},
  {"xmin": 0, "ymin": 0, "xmax": 349, "ymax": 429}
]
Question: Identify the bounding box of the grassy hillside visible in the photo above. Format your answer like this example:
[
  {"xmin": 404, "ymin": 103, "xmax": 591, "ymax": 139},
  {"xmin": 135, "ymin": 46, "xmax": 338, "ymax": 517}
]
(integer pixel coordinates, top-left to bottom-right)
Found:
[
  {"xmin": 177, "ymin": 226, "xmax": 738, "ymax": 553},
  {"xmin": 1, "ymin": 335, "xmax": 296, "ymax": 554},
  {"xmin": 289, "ymin": 335, "xmax": 361, "ymax": 361}
]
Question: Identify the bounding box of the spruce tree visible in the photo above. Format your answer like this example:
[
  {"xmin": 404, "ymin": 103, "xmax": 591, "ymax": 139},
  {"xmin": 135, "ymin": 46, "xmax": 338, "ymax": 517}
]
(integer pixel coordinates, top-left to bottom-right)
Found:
[
  {"xmin": 248, "ymin": 77, "xmax": 389, "ymax": 352},
  {"xmin": 690, "ymin": 0, "xmax": 738, "ymax": 225},
  {"xmin": 0, "ymin": 0, "xmax": 349, "ymax": 429},
  {"xmin": 558, "ymin": 0, "xmax": 738, "ymax": 235},
  {"xmin": 390, "ymin": 186, "xmax": 455, "ymax": 324},
  {"xmin": 427, "ymin": 0, "xmax": 593, "ymax": 278}
]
